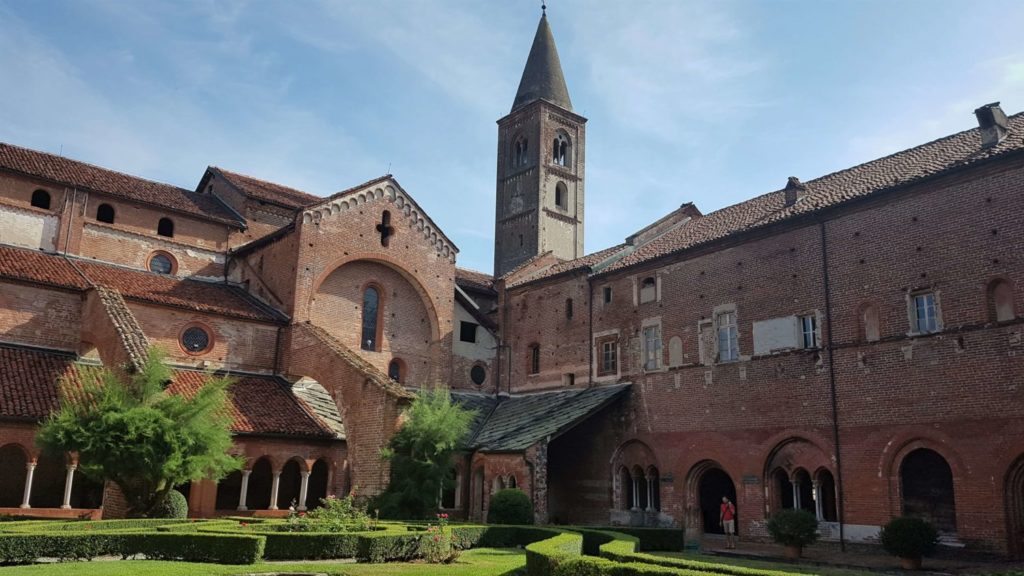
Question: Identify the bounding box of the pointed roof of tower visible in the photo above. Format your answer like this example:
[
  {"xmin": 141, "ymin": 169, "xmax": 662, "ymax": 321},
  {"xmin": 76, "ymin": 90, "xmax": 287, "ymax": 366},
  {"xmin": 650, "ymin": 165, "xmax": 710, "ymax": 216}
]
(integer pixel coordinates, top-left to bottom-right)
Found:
[{"xmin": 511, "ymin": 13, "xmax": 573, "ymax": 113}]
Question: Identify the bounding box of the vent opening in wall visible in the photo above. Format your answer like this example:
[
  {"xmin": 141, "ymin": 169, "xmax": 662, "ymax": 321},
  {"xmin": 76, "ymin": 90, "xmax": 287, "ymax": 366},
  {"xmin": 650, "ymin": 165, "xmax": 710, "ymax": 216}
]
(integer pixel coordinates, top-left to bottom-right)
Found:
[
  {"xmin": 96, "ymin": 203, "xmax": 115, "ymax": 224},
  {"xmin": 31, "ymin": 189, "xmax": 51, "ymax": 209},
  {"xmin": 157, "ymin": 217, "xmax": 175, "ymax": 238}
]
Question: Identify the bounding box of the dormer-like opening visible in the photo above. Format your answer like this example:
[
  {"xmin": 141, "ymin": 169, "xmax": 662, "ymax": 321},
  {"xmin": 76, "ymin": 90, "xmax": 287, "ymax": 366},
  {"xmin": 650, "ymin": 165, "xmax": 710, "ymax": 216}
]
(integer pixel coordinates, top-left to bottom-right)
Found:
[
  {"xmin": 96, "ymin": 203, "xmax": 115, "ymax": 224},
  {"xmin": 31, "ymin": 189, "xmax": 51, "ymax": 209},
  {"xmin": 157, "ymin": 217, "xmax": 175, "ymax": 238}
]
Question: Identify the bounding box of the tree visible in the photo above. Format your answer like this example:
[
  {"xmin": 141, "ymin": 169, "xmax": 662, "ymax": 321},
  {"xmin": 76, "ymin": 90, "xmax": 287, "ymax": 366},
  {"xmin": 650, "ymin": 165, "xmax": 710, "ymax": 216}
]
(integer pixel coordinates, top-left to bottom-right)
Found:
[
  {"xmin": 373, "ymin": 389, "xmax": 475, "ymax": 519},
  {"xmin": 37, "ymin": 348, "xmax": 241, "ymax": 517}
]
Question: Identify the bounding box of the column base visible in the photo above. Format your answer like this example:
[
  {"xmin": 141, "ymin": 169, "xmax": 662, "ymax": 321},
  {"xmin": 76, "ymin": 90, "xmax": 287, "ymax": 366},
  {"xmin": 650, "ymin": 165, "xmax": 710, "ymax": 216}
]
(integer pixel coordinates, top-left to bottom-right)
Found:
[
  {"xmin": 60, "ymin": 505, "xmax": 72, "ymax": 510},
  {"xmin": 268, "ymin": 506, "xmax": 278, "ymax": 511},
  {"xmin": 297, "ymin": 506, "xmax": 307, "ymax": 512},
  {"xmin": 19, "ymin": 504, "xmax": 31, "ymax": 509},
  {"xmin": 237, "ymin": 506, "xmax": 248, "ymax": 511}
]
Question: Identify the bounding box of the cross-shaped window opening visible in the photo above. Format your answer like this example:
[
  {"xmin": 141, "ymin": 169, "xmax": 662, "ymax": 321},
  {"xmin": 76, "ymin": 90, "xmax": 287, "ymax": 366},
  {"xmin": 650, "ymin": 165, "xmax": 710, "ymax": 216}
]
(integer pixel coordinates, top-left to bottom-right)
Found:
[{"xmin": 376, "ymin": 210, "xmax": 394, "ymax": 247}]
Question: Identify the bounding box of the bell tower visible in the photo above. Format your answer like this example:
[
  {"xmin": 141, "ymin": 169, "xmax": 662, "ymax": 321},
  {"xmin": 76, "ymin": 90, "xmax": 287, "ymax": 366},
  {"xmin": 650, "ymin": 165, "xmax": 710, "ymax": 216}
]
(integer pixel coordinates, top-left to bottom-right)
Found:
[{"xmin": 493, "ymin": 9, "xmax": 586, "ymax": 277}]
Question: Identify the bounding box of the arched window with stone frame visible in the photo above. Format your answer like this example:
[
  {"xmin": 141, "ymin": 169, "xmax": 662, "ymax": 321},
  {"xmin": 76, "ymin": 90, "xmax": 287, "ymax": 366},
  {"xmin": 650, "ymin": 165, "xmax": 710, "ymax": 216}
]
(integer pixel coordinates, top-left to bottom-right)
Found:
[
  {"xmin": 361, "ymin": 284, "xmax": 383, "ymax": 352},
  {"xmin": 552, "ymin": 131, "xmax": 571, "ymax": 166}
]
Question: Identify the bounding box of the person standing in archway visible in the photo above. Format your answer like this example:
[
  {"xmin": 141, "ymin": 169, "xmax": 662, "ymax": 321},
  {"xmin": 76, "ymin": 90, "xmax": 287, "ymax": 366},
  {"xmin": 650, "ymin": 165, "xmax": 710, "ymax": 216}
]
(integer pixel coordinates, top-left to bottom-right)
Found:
[{"xmin": 720, "ymin": 496, "xmax": 737, "ymax": 549}]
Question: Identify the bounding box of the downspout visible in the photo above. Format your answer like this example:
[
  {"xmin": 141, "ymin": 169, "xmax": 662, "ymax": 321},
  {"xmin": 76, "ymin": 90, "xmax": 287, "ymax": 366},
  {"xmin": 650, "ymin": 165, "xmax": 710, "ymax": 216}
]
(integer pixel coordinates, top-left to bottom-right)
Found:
[
  {"xmin": 819, "ymin": 219, "xmax": 846, "ymax": 550},
  {"xmin": 588, "ymin": 275, "xmax": 595, "ymax": 387}
]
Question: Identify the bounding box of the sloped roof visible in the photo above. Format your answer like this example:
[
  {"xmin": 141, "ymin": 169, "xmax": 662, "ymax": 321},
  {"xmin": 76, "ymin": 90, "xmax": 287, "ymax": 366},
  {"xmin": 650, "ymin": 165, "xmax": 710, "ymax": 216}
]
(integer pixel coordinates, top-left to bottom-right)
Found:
[
  {"xmin": 0, "ymin": 245, "xmax": 89, "ymax": 290},
  {"xmin": 0, "ymin": 142, "xmax": 243, "ymax": 227},
  {"xmin": 455, "ymin": 268, "xmax": 495, "ymax": 293},
  {"xmin": 0, "ymin": 245, "xmax": 284, "ymax": 323},
  {"xmin": 449, "ymin": 391, "xmax": 498, "ymax": 446},
  {"xmin": 514, "ymin": 112, "xmax": 1024, "ymax": 284},
  {"xmin": 456, "ymin": 384, "xmax": 629, "ymax": 452},
  {"xmin": 211, "ymin": 167, "xmax": 322, "ymax": 210},
  {"xmin": 0, "ymin": 344, "xmax": 336, "ymax": 439},
  {"xmin": 507, "ymin": 243, "xmax": 628, "ymax": 288},
  {"xmin": 512, "ymin": 14, "xmax": 573, "ymax": 113},
  {"xmin": 169, "ymin": 370, "xmax": 336, "ymax": 439},
  {"xmin": 292, "ymin": 378, "xmax": 346, "ymax": 439}
]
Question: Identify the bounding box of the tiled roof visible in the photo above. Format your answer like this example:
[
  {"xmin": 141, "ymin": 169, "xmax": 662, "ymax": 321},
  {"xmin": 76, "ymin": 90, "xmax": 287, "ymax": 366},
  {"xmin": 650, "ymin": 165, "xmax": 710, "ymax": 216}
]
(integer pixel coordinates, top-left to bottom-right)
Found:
[
  {"xmin": 169, "ymin": 370, "xmax": 336, "ymax": 439},
  {"xmin": 0, "ymin": 245, "xmax": 89, "ymax": 290},
  {"xmin": 507, "ymin": 244, "xmax": 627, "ymax": 288},
  {"xmin": 315, "ymin": 175, "xmax": 394, "ymax": 204},
  {"xmin": 0, "ymin": 142, "xmax": 243, "ymax": 227},
  {"xmin": 212, "ymin": 167, "xmax": 321, "ymax": 209},
  {"xmin": 0, "ymin": 246, "xmax": 283, "ymax": 322},
  {"xmin": 0, "ymin": 345, "xmax": 89, "ymax": 421},
  {"xmin": 455, "ymin": 268, "xmax": 495, "ymax": 293},
  {"xmin": 515, "ymin": 112, "xmax": 1024, "ymax": 283},
  {"xmin": 455, "ymin": 384, "xmax": 629, "ymax": 451},
  {"xmin": 75, "ymin": 259, "xmax": 283, "ymax": 322},
  {"xmin": 292, "ymin": 378, "xmax": 346, "ymax": 439},
  {"xmin": 0, "ymin": 344, "xmax": 337, "ymax": 439},
  {"xmin": 449, "ymin": 391, "xmax": 498, "ymax": 446}
]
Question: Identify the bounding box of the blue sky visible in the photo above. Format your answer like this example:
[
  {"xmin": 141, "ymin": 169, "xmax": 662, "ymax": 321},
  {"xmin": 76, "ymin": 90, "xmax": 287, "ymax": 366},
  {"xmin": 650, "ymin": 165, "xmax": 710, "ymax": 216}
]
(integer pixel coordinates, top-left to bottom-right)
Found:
[{"xmin": 1, "ymin": 1, "xmax": 1022, "ymax": 273}]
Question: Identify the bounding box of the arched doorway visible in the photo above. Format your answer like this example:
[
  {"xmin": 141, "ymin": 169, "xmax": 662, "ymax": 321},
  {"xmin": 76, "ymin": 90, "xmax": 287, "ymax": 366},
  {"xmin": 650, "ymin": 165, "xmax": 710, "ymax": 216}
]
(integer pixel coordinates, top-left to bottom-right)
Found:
[
  {"xmin": 307, "ymin": 459, "xmax": 329, "ymax": 509},
  {"xmin": 277, "ymin": 460, "xmax": 303, "ymax": 510},
  {"xmin": 817, "ymin": 469, "xmax": 838, "ymax": 522},
  {"xmin": 0, "ymin": 444, "xmax": 28, "ymax": 507},
  {"xmin": 1006, "ymin": 456, "xmax": 1024, "ymax": 558},
  {"xmin": 247, "ymin": 457, "xmax": 274, "ymax": 510},
  {"xmin": 30, "ymin": 453, "xmax": 67, "ymax": 508},
  {"xmin": 771, "ymin": 468, "xmax": 794, "ymax": 512},
  {"xmin": 698, "ymin": 467, "xmax": 737, "ymax": 535},
  {"xmin": 900, "ymin": 448, "xmax": 956, "ymax": 533},
  {"xmin": 215, "ymin": 470, "xmax": 243, "ymax": 510}
]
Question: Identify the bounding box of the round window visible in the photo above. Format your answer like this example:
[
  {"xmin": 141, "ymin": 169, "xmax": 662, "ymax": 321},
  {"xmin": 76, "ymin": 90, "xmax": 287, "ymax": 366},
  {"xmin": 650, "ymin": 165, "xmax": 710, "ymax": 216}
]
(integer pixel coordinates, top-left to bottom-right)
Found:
[
  {"xmin": 149, "ymin": 253, "xmax": 174, "ymax": 274},
  {"xmin": 181, "ymin": 326, "xmax": 211, "ymax": 353},
  {"xmin": 470, "ymin": 365, "xmax": 487, "ymax": 386}
]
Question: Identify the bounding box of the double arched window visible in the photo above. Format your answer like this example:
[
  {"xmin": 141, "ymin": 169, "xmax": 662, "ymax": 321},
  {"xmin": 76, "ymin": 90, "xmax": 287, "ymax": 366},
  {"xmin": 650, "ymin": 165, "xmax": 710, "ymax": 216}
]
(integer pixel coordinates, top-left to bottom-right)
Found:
[
  {"xmin": 513, "ymin": 136, "xmax": 529, "ymax": 167},
  {"xmin": 552, "ymin": 132, "xmax": 570, "ymax": 166},
  {"xmin": 361, "ymin": 286, "xmax": 381, "ymax": 351}
]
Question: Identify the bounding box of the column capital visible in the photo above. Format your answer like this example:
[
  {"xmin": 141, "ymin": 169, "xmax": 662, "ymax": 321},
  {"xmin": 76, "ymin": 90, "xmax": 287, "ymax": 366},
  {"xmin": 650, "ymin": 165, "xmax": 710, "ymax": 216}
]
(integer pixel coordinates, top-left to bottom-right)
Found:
[
  {"xmin": 301, "ymin": 471, "xmax": 311, "ymax": 478},
  {"xmin": 272, "ymin": 470, "xmax": 282, "ymax": 477},
  {"xmin": 26, "ymin": 462, "xmax": 37, "ymax": 471},
  {"xmin": 241, "ymin": 469, "xmax": 252, "ymax": 477}
]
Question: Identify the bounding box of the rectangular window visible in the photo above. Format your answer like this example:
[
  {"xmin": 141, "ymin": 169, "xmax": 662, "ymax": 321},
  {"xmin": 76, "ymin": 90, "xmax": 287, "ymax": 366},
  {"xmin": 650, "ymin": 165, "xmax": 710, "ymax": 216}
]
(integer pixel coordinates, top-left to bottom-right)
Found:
[
  {"xmin": 563, "ymin": 373, "xmax": 575, "ymax": 386},
  {"xmin": 799, "ymin": 314, "xmax": 819, "ymax": 349},
  {"xmin": 913, "ymin": 292, "xmax": 938, "ymax": 333},
  {"xmin": 643, "ymin": 325, "xmax": 662, "ymax": 370},
  {"xmin": 597, "ymin": 337, "xmax": 618, "ymax": 376},
  {"xmin": 529, "ymin": 345, "xmax": 540, "ymax": 375},
  {"xmin": 459, "ymin": 321, "xmax": 478, "ymax": 343},
  {"xmin": 566, "ymin": 298, "xmax": 574, "ymax": 319},
  {"xmin": 603, "ymin": 286, "xmax": 613, "ymax": 304},
  {"xmin": 717, "ymin": 311, "xmax": 739, "ymax": 362}
]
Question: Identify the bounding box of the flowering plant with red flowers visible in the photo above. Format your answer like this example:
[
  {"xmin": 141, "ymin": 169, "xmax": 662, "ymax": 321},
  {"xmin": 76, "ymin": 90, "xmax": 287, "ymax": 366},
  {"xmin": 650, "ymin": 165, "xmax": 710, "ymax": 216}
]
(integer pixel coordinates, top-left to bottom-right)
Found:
[{"xmin": 420, "ymin": 512, "xmax": 458, "ymax": 563}]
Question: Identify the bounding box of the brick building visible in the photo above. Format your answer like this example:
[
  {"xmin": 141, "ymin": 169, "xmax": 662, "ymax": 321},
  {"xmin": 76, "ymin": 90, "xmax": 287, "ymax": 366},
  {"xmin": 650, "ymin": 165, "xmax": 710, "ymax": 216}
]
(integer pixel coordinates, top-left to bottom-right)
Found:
[{"xmin": 2, "ymin": 10, "xmax": 1024, "ymax": 556}]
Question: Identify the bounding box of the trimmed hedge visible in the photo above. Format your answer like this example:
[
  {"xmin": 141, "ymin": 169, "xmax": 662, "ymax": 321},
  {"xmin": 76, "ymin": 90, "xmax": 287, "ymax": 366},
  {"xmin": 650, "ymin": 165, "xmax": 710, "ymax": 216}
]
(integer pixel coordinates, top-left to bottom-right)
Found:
[
  {"xmin": 0, "ymin": 518, "xmax": 190, "ymax": 533},
  {"xmin": 525, "ymin": 531, "xmax": 584, "ymax": 576},
  {"xmin": 554, "ymin": 557, "xmax": 706, "ymax": 576},
  {"xmin": 596, "ymin": 527, "xmax": 685, "ymax": 552},
  {"xmin": 600, "ymin": 543, "xmax": 797, "ymax": 576},
  {"xmin": 0, "ymin": 531, "xmax": 264, "ymax": 564}
]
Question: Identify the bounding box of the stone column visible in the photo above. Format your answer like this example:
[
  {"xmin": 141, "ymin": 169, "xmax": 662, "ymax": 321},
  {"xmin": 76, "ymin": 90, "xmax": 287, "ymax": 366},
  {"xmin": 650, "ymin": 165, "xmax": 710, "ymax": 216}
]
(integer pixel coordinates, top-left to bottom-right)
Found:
[
  {"xmin": 647, "ymin": 476, "xmax": 656, "ymax": 511},
  {"xmin": 813, "ymin": 481, "xmax": 823, "ymax": 521},
  {"xmin": 268, "ymin": 471, "xmax": 281, "ymax": 511},
  {"xmin": 792, "ymin": 481, "xmax": 800, "ymax": 511},
  {"xmin": 61, "ymin": 464, "xmax": 77, "ymax": 509},
  {"xmin": 237, "ymin": 470, "xmax": 252, "ymax": 511},
  {"xmin": 20, "ymin": 462, "xmax": 37, "ymax": 509},
  {"xmin": 298, "ymin": 471, "xmax": 311, "ymax": 511},
  {"xmin": 631, "ymin": 475, "xmax": 640, "ymax": 509}
]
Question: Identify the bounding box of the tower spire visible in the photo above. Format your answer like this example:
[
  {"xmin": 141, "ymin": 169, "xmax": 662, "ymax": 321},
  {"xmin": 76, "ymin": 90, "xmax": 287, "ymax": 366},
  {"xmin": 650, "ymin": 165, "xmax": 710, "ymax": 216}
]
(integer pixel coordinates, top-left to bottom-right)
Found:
[{"xmin": 511, "ymin": 10, "xmax": 572, "ymax": 112}]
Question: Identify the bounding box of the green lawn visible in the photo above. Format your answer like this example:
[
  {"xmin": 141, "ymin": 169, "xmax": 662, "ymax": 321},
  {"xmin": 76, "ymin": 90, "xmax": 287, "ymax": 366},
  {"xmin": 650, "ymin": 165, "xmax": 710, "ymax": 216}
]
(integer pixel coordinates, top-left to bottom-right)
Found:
[
  {"xmin": 0, "ymin": 547, "xmax": 525, "ymax": 576},
  {"xmin": 650, "ymin": 552, "xmax": 874, "ymax": 576}
]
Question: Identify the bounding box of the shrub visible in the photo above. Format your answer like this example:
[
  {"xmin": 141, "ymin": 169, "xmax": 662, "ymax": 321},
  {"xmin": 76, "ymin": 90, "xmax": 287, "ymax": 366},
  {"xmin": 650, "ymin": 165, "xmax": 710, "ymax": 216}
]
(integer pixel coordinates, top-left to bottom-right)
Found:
[
  {"xmin": 281, "ymin": 494, "xmax": 372, "ymax": 533},
  {"xmin": 594, "ymin": 527, "xmax": 685, "ymax": 552},
  {"xmin": 765, "ymin": 509, "xmax": 818, "ymax": 548},
  {"xmin": 0, "ymin": 531, "xmax": 263, "ymax": 565},
  {"xmin": 150, "ymin": 490, "xmax": 189, "ymax": 519},
  {"xmin": 357, "ymin": 531, "xmax": 424, "ymax": 563},
  {"xmin": 489, "ymin": 488, "xmax": 534, "ymax": 525},
  {"xmin": 525, "ymin": 531, "xmax": 583, "ymax": 576},
  {"xmin": 880, "ymin": 517, "xmax": 939, "ymax": 559}
]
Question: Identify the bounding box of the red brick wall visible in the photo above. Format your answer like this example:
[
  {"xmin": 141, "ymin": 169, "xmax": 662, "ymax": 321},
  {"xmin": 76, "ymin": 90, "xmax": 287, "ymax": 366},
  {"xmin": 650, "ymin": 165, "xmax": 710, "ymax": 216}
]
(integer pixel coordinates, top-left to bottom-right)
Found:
[
  {"xmin": 0, "ymin": 283, "xmax": 81, "ymax": 351},
  {"xmin": 127, "ymin": 302, "xmax": 278, "ymax": 372}
]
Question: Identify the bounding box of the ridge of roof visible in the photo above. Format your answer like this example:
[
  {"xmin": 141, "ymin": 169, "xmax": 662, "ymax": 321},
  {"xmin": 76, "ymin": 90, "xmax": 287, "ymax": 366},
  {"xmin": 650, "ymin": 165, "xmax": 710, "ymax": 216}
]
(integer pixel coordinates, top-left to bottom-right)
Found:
[
  {"xmin": 455, "ymin": 267, "xmax": 495, "ymax": 293},
  {"xmin": 0, "ymin": 142, "xmax": 243, "ymax": 227},
  {"xmin": 210, "ymin": 167, "xmax": 322, "ymax": 209}
]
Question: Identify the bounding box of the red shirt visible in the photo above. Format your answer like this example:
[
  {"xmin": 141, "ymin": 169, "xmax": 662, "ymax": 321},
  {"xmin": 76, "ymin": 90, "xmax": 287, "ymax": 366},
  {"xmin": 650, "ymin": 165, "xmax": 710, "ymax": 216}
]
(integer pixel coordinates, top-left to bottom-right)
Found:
[{"xmin": 721, "ymin": 502, "xmax": 735, "ymax": 521}]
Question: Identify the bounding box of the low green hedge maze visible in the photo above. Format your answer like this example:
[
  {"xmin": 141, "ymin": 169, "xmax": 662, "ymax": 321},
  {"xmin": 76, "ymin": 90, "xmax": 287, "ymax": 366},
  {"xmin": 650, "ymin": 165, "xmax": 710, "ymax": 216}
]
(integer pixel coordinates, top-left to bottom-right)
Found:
[{"xmin": 0, "ymin": 518, "xmax": 793, "ymax": 575}]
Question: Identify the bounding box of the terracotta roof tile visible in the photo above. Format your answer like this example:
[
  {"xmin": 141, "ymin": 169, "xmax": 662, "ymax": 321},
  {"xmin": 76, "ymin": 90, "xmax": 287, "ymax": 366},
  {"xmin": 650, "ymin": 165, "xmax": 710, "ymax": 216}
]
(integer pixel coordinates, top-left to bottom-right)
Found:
[
  {"xmin": 0, "ymin": 345, "xmax": 87, "ymax": 421},
  {"xmin": 603, "ymin": 113, "xmax": 1024, "ymax": 273},
  {"xmin": 212, "ymin": 168, "xmax": 321, "ymax": 209},
  {"xmin": 75, "ymin": 259, "xmax": 283, "ymax": 322},
  {"xmin": 0, "ymin": 142, "xmax": 242, "ymax": 227},
  {"xmin": 455, "ymin": 268, "xmax": 495, "ymax": 292},
  {"xmin": 168, "ymin": 370, "xmax": 336, "ymax": 438},
  {"xmin": 507, "ymin": 243, "xmax": 627, "ymax": 288},
  {"xmin": 0, "ymin": 245, "xmax": 89, "ymax": 290}
]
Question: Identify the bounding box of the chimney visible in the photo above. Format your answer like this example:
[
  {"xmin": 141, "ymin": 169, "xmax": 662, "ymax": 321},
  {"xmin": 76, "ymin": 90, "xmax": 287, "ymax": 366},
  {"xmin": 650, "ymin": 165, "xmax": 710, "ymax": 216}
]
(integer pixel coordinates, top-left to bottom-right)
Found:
[
  {"xmin": 784, "ymin": 176, "xmax": 807, "ymax": 207},
  {"xmin": 975, "ymin": 102, "xmax": 1009, "ymax": 148}
]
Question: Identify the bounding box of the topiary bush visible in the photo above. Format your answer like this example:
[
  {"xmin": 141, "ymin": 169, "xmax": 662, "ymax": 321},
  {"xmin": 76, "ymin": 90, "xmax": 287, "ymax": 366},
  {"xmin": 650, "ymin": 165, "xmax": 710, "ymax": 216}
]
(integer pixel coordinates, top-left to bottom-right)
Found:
[
  {"xmin": 880, "ymin": 517, "xmax": 939, "ymax": 559},
  {"xmin": 766, "ymin": 509, "xmax": 819, "ymax": 548},
  {"xmin": 149, "ymin": 490, "xmax": 189, "ymax": 519},
  {"xmin": 489, "ymin": 488, "xmax": 534, "ymax": 525}
]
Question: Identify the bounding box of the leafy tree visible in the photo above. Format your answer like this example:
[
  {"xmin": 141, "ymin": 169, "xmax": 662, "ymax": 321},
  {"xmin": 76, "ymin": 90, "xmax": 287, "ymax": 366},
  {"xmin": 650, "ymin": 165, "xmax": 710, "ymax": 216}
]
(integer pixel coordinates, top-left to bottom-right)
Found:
[
  {"xmin": 373, "ymin": 389, "xmax": 475, "ymax": 519},
  {"xmin": 37, "ymin": 348, "xmax": 241, "ymax": 517}
]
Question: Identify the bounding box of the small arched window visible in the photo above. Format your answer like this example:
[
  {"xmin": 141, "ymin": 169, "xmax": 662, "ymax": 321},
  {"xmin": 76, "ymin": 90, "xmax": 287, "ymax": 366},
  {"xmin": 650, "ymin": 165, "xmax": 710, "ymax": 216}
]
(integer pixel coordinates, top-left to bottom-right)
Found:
[
  {"xmin": 388, "ymin": 359, "xmax": 402, "ymax": 382},
  {"xmin": 859, "ymin": 302, "xmax": 880, "ymax": 342},
  {"xmin": 513, "ymin": 136, "xmax": 529, "ymax": 167},
  {"xmin": 361, "ymin": 286, "xmax": 381, "ymax": 351},
  {"xmin": 96, "ymin": 203, "xmax": 115, "ymax": 224},
  {"xmin": 555, "ymin": 182, "xmax": 568, "ymax": 210},
  {"xmin": 157, "ymin": 217, "xmax": 174, "ymax": 238},
  {"xmin": 988, "ymin": 279, "xmax": 1015, "ymax": 322},
  {"xmin": 31, "ymin": 189, "xmax": 51, "ymax": 209},
  {"xmin": 528, "ymin": 344, "xmax": 540, "ymax": 375},
  {"xmin": 552, "ymin": 132, "xmax": 570, "ymax": 166}
]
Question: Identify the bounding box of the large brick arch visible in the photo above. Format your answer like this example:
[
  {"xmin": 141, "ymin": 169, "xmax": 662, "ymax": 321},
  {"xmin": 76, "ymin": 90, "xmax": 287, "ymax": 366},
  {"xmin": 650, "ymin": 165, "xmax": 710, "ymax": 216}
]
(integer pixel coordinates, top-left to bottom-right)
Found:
[
  {"xmin": 282, "ymin": 323, "xmax": 413, "ymax": 499},
  {"xmin": 309, "ymin": 257, "xmax": 439, "ymax": 385}
]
